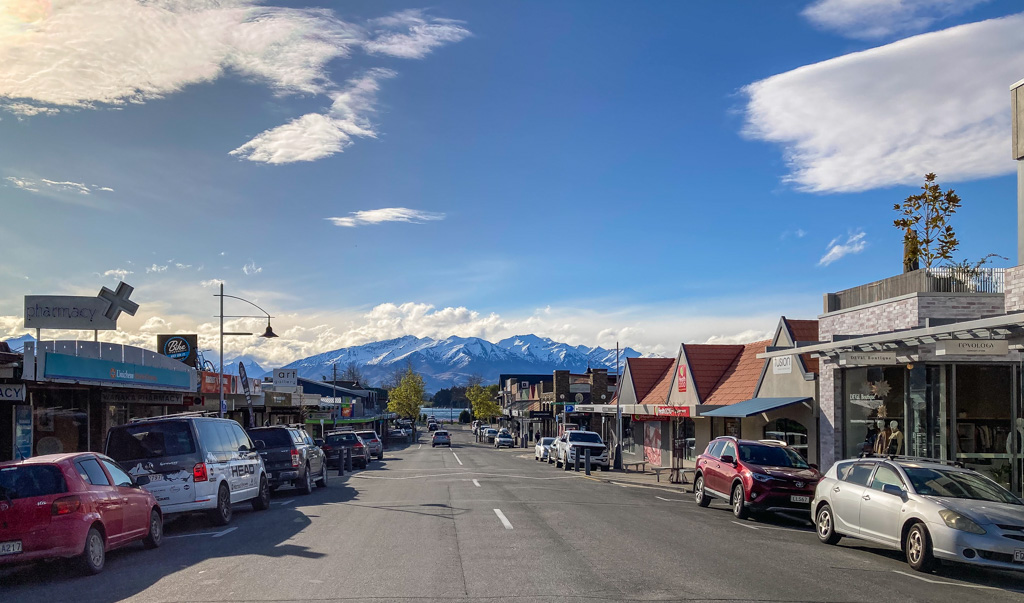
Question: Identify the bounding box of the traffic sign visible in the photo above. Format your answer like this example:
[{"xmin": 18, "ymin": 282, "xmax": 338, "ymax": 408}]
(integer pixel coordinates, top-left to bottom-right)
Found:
[{"xmin": 565, "ymin": 404, "xmax": 575, "ymax": 413}]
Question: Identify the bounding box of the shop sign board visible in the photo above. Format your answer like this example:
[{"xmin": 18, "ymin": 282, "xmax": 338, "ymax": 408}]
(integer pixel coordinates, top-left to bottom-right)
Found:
[
  {"xmin": 200, "ymin": 371, "xmax": 236, "ymax": 394},
  {"xmin": 529, "ymin": 410, "xmax": 553, "ymax": 419},
  {"xmin": 838, "ymin": 351, "xmax": 898, "ymax": 366},
  {"xmin": 631, "ymin": 414, "xmax": 661, "ymax": 422},
  {"xmin": 100, "ymin": 391, "xmax": 184, "ymax": 405},
  {"xmin": 656, "ymin": 406, "xmax": 691, "ymax": 417},
  {"xmin": 935, "ymin": 340, "xmax": 1009, "ymax": 356},
  {"xmin": 44, "ymin": 352, "xmax": 191, "ymax": 390},
  {"xmin": 772, "ymin": 356, "xmax": 793, "ymax": 375},
  {"xmin": 24, "ymin": 282, "xmax": 138, "ymax": 331},
  {"xmin": 569, "ymin": 384, "xmax": 589, "ymax": 393},
  {"xmin": 273, "ymin": 368, "xmax": 298, "ymax": 387},
  {"xmin": 0, "ymin": 383, "xmax": 25, "ymax": 402},
  {"xmin": 15, "ymin": 405, "xmax": 32, "ymax": 460},
  {"xmin": 677, "ymin": 364, "xmax": 687, "ymax": 392},
  {"xmin": 157, "ymin": 334, "xmax": 198, "ymax": 367}
]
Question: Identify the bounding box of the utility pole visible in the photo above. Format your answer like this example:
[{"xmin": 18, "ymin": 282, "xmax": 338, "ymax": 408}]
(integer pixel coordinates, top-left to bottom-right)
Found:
[
  {"xmin": 333, "ymin": 363, "xmax": 338, "ymax": 430},
  {"xmin": 219, "ymin": 282, "xmax": 225, "ymax": 418},
  {"xmin": 614, "ymin": 341, "xmax": 622, "ymax": 470}
]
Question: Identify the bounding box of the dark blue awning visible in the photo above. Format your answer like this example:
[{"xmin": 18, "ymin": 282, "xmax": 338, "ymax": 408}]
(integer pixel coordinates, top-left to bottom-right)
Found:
[{"xmin": 699, "ymin": 397, "xmax": 811, "ymax": 418}]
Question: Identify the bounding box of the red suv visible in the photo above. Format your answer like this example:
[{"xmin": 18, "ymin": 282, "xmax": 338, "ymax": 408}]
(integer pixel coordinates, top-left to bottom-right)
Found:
[
  {"xmin": 0, "ymin": 453, "xmax": 163, "ymax": 574},
  {"xmin": 693, "ymin": 437, "xmax": 820, "ymax": 519}
]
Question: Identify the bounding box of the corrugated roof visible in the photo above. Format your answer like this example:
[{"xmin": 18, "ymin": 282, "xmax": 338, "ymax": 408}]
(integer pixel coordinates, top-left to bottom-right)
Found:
[
  {"xmin": 639, "ymin": 358, "xmax": 676, "ymax": 406},
  {"xmin": 625, "ymin": 357, "xmax": 676, "ymax": 403},
  {"xmin": 683, "ymin": 344, "xmax": 743, "ymax": 399},
  {"xmin": 703, "ymin": 340, "xmax": 771, "ymax": 406},
  {"xmin": 784, "ymin": 318, "xmax": 819, "ymax": 374}
]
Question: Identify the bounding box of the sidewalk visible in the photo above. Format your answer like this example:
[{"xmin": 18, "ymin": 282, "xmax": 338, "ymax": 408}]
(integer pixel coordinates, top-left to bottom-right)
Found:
[{"xmin": 579, "ymin": 466, "xmax": 693, "ymax": 493}]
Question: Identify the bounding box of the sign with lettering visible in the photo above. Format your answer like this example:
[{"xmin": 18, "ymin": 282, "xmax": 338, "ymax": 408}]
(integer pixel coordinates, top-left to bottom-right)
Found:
[
  {"xmin": 677, "ymin": 364, "xmax": 687, "ymax": 392},
  {"xmin": 44, "ymin": 352, "xmax": 191, "ymax": 390},
  {"xmin": 838, "ymin": 351, "xmax": 898, "ymax": 366},
  {"xmin": 273, "ymin": 368, "xmax": 297, "ymax": 387},
  {"xmin": 936, "ymin": 340, "xmax": 1009, "ymax": 356},
  {"xmin": 656, "ymin": 406, "xmax": 691, "ymax": 417},
  {"xmin": 0, "ymin": 384, "xmax": 25, "ymax": 402},
  {"xmin": 100, "ymin": 391, "xmax": 184, "ymax": 405},
  {"xmin": 772, "ymin": 356, "xmax": 793, "ymax": 375},
  {"xmin": 239, "ymin": 362, "xmax": 254, "ymax": 428},
  {"xmin": 157, "ymin": 334, "xmax": 197, "ymax": 367},
  {"xmin": 24, "ymin": 282, "xmax": 138, "ymax": 331},
  {"xmin": 15, "ymin": 405, "xmax": 32, "ymax": 460}
]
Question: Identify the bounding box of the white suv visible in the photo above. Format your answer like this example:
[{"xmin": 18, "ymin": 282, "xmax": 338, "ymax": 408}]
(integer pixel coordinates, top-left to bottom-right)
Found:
[
  {"xmin": 552, "ymin": 430, "xmax": 610, "ymax": 471},
  {"xmin": 106, "ymin": 415, "xmax": 271, "ymax": 525}
]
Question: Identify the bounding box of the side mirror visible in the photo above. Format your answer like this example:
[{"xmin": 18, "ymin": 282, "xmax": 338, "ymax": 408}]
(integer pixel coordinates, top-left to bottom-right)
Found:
[
  {"xmin": 135, "ymin": 475, "xmax": 151, "ymax": 487},
  {"xmin": 810, "ymin": 463, "xmax": 819, "ymax": 471},
  {"xmin": 881, "ymin": 483, "xmax": 905, "ymax": 498},
  {"xmin": 314, "ymin": 438, "xmax": 325, "ymax": 447},
  {"xmin": 720, "ymin": 454, "xmax": 736, "ymax": 466},
  {"xmin": 253, "ymin": 439, "xmax": 266, "ymax": 450}
]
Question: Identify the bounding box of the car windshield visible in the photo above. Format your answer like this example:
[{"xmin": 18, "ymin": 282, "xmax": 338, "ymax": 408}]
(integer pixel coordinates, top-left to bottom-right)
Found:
[
  {"xmin": 737, "ymin": 444, "xmax": 809, "ymax": 469},
  {"xmin": 356, "ymin": 432, "xmax": 378, "ymax": 441},
  {"xmin": 0, "ymin": 465, "xmax": 68, "ymax": 499},
  {"xmin": 541, "ymin": 438, "xmax": 555, "ymax": 445},
  {"xmin": 107, "ymin": 421, "xmax": 197, "ymax": 460},
  {"xmin": 248, "ymin": 429, "xmax": 293, "ymax": 448},
  {"xmin": 903, "ymin": 466, "xmax": 1022, "ymax": 504},
  {"xmin": 486, "ymin": 429, "xmax": 497, "ymax": 435},
  {"xmin": 326, "ymin": 433, "xmax": 358, "ymax": 445},
  {"xmin": 568, "ymin": 432, "xmax": 602, "ymax": 444}
]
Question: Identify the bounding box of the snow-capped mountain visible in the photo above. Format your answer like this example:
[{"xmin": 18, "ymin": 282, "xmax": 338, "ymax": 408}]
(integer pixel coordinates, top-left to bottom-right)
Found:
[
  {"xmin": 283, "ymin": 334, "xmax": 644, "ymax": 392},
  {"xmin": 226, "ymin": 356, "xmax": 267, "ymax": 379}
]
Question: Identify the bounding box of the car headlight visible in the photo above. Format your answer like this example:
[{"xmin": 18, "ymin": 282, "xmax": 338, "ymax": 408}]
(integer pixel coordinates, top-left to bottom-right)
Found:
[
  {"xmin": 938, "ymin": 509, "xmax": 986, "ymax": 534},
  {"xmin": 750, "ymin": 473, "xmax": 773, "ymax": 483}
]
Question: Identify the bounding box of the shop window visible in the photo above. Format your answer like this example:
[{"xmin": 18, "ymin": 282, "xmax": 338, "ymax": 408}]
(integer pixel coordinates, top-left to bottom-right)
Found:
[
  {"xmin": 955, "ymin": 365, "xmax": 1013, "ymax": 490},
  {"xmin": 673, "ymin": 418, "xmax": 695, "ymax": 461},
  {"xmin": 33, "ymin": 391, "xmax": 89, "ymax": 456},
  {"xmin": 843, "ymin": 366, "xmax": 906, "ymax": 459},
  {"xmin": 764, "ymin": 418, "xmax": 808, "ymax": 458},
  {"xmin": 724, "ymin": 418, "xmax": 740, "ymax": 439}
]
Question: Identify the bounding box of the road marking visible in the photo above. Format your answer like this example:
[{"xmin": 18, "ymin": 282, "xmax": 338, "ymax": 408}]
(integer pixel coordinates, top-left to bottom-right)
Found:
[
  {"xmin": 730, "ymin": 521, "xmax": 808, "ymax": 533},
  {"xmin": 272, "ymin": 499, "xmax": 295, "ymax": 506},
  {"xmin": 655, "ymin": 496, "xmax": 687, "ymax": 502},
  {"xmin": 418, "ymin": 444, "xmax": 422, "ymax": 450},
  {"xmin": 212, "ymin": 527, "xmax": 237, "ymax": 538},
  {"xmin": 493, "ymin": 508, "xmax": 513, "ymax": 529},
  {"xmin": 473, "ymin": 479, "xmax": 481, "ymax": 487},
  {"xmin": 452, "ymin": 451, "xmax": 463, "ymax": 465},
  {"xmin": 891, "ymin": 570, "xmax": 1009, "ymax": 591}
]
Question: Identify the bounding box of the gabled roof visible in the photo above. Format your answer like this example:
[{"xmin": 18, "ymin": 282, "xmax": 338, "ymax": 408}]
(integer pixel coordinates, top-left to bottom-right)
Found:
[
  {"xmin": 639, "ymin": 358, "xmax": 676, "ymax": 405},
  {"xmin": 682, "ymin": 344, "xmax": 743, "ymax": 399},
  {"xmin": 783, "ymin": 318, "xmax": 819, "ymax": 374},
  {"xmin": 624, "ymin": 357, "xmax": 676, "ymax": 404},
  {"xmin": 703, "ymin": 340, "xmax": 771, "ymax": 406}
]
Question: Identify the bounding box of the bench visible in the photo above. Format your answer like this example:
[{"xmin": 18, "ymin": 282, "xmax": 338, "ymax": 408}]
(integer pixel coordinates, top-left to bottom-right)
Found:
[
  {"xmin": 622, "ymin": 461, "xmax": 647, "ymax": 473},
  {"xmin": 670, "ymin": 467, "xmax": 696, "ymax": 485},
  {"xmin": 650, "ymin": 466, "xmax": 672, "ymax": 482}
]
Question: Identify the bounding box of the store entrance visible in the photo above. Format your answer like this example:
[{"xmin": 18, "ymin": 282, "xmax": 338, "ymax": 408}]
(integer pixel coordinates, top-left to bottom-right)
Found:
[{"xmin": 953, "ymin": 365, "xmax": 1017, "ymax": 495}]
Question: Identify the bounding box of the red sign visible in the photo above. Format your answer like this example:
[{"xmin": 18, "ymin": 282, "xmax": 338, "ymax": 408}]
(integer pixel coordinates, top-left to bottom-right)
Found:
[
  {"xmin": 631, "ymin": 414, "xmax": 662, "ymax": 422},
  {"xmin": 677, "ymin": 364, "xmax": 687, "ymax": 392},
  {"xmin": 656, "ymin": 406, "xmax": 691, "ymax": 417},
  {"xmin": 199, "ymin": 371, "xmax": 236, "ymax": 394}
]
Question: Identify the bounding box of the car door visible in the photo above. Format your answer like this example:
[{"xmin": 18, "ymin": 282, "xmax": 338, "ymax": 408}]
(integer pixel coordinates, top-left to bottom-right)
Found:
[
  {"xmin": 701, "ymin": 440, "xmax": 726, "ymax": 496},
  {"xmin": 304, "ymin": 433, "xmax": 323, "ymax": 475},
  {"xmin": 231, "ymin": 423, "xmax": 260, "ymax": 499},
  {"xmin": 858, "ymin": 464, "xmax": 906, "ymax": 548},
  {"xmin": 100, "ymin": 459, "xmax": 150, "ymax": 540},
  {"xmin": 74, "ymin": 457, "xmax": 126, "ymax": 544},
  {"xmin": 718, "ymin": 441, "xmax": 740, "ymax": 495},
  {"xmin": 829, "ymin": 462, "xmax": 875, "ymax": 536}
]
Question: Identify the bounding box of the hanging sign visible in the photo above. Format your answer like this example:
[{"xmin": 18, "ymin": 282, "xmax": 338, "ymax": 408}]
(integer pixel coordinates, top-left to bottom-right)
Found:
[
  {"xmin": 677, "ymin": 364, "xmax": 687, "ymax": 392},
  {"xmin": 838, "ymin": 351, "xmax": 898, "ymax": 366},
  {"xmin": 0, "ymin": 384, "xmax": 25, "ymax": 402},
  {"xmin": 935, "ymin": 340, "xmax": 1009, "ymax": 356},
  {"xmin": 157, "ymin": 334, "xmax": 198, "ymax": 367}
]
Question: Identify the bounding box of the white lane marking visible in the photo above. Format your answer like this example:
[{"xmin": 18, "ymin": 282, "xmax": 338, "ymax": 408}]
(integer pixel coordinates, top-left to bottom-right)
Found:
[
  {"xmin": 212, "ymin": 527, "xmax": 237, "ymax": 538},
  {"xmin": 732, "ymin": 521, "xmax": 761, "ymax": 530},
  {"xmin": 165, "ymin": 532, "xmax": 215, "ymax": 539},
  {"xmin": 493, "ymin": 508, "xmax": 513, "ymax": 529},
  {"xmin": 452, "ymin": 451, "xmax": 463, "ymax": 466},
  {"xmin": 891, "ymin": 570, "xmax": 1010, "ymax": 591},
  {"xmin": 730, "ymin": 521, "xmax": 808, "ymax": 533},
  {"xmin": 473, "ymin": 479, "xmax": 481, "ymax": 487},
  {"xmin": 418, "ymin": 444, "xmax": 422, "ymax": 450},
  {"xmin": 354, "ymin": 471, "xmax": 575, "ymax": 481},
  {"xmin": 272, "ymin": 499, "xmax": 295, "ymax": 506},
  {"xmin": 655, "ymin": 496, "xmax": 687, "ymax": 502}
]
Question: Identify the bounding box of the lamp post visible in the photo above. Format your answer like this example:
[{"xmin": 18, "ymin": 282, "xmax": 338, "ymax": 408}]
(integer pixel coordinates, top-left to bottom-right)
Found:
[{"xmin": 216, "ymin": 282, "xmax": 279, "ymax": 420}]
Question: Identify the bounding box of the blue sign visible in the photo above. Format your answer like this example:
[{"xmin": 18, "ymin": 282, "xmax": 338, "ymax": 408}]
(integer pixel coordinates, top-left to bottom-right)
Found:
[
  {"xmin": 15, "ymin": 405, "xmax": 32, "ymax": 460},
  {"xmin": 564, "ymin": 404, "xmax": 575, "ymax": 413},
  {"xmin": 44, "ymin": 352, "xmax": 191, "ymax": 391}
]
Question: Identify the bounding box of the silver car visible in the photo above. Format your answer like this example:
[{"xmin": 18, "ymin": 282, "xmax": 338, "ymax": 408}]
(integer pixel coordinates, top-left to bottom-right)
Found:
[
  {"xmin": 355, "ymin": 430, "xmax": 384, "ymax": 460},
  {"xmin": 534, "ymin": 437, "xmax": 555, "ymax": 461},
  {"xmin": 813, "ymin": 457, "xmax": 1024, "ymax": 573}
]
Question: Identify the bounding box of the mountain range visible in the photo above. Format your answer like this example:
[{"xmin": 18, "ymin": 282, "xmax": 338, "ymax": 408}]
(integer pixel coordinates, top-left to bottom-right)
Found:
[{"xmin": 281, "ymin": 334, "xmax": 644, "ymax": 392}]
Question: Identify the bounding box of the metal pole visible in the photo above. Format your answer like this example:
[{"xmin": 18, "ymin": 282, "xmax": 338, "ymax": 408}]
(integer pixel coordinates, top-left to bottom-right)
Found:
[
  {"xmin": 575, "ymin": 449, "xmax": 580, "ymax": 472},
  {"xmin": 585, "ymin": 448, "xmax": 591, "ymax": 475},
  {"xmin": 219, "ymin": 282, "xmax": 225, "ymax": 419},
  {"xmin": 615, "ymin": 341, "xmax": 622, "ymax": 470}
]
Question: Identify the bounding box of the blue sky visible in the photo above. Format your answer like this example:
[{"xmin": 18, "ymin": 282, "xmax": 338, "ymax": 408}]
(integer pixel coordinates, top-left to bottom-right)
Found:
[{"xmin": 1, "ymin": 0, "xmax": 1023, "ymax": 365}]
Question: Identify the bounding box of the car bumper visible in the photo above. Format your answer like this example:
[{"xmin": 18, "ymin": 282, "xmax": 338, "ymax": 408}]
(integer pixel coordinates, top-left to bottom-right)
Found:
[
  {"xmin": 0, "ymin": 517, "xmax": 93, "ymax": 565},
  {"xmin": 268, "ymin": 470, "xmax": 300, "ymax": 485},
  {"xmin": 930, "ymin": 521, "xmax": 1024, "ymax": 571},
  {"xmin": 746, "ymin": 489, "xmax": 816, "ymax": 513}
]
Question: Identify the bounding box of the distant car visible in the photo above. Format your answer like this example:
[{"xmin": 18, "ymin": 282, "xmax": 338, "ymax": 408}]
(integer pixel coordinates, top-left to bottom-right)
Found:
[
  {"xmin": 813, "ymin": 456, "xmax": 1024, "ymax": 573},
  {"xmin": 494, "ymin": 431, "xmax": 515, "ymax": 449},
  {"xmin": 247, "ymin": 426, "xmax": 327, "ymax": 495},
  {"xmin": 432, "ymin": 431, "xmax": 451, "ymax": 447},
  {"xmin": 355, "ymin": 431, "xmax": 384, "ymax": 460},
  {"xmin": 552, "ymin": 430, "xmax": 610, "ymax": 470},
  {"xmin": 387, "ymin": 428, "xmax": 406, "ymax": 441},
  {"xmin": 484, "ymin": 428, "xmax": 498, "ymax": 443},
  {"xmin": 0, "ymin": 453, "xmax": 163, "ymax": 574},
  {"xmin": 323, "ymin": 431, "xmax": 370, "ymax": 469},
  {"xmin": 428, "ymin": 422, "xmax": 438, "ymax": 431},
  {"xmin": 534, "ymin": 437, "xmax": 555, "ymax": 461},
  {"xmin": 471, "ymin": 420, "xmax": 482, "ymax": 434}
]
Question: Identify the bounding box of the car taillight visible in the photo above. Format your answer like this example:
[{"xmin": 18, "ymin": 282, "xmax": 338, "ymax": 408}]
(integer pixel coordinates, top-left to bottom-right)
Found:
[
  {"xmin": 193, "ymin": 462, "xmax": 208, "ymax": 482},
  {"xmin": 290, "ymin": 449, "xmax": 300, "ymax": 467},
  {"xmin": 354, "ymin": 443, "xmax": 364, "ymax": 449},
  {"xmin": 322, "ymin": 445, "xmax": 333, "ymax": 451},
  {"xmin": 51, "ymin": 496, "xmax": 81, "ymax": 516}
]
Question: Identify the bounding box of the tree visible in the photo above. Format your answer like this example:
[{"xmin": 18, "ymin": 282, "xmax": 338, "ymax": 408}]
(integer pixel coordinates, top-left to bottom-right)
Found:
[
  {"xmin": 893, "ymin": 173, "xmax": 961, "ymax": 271},
  {"xmin": 465, "ymin": 374, "xmax": 484, "ymax": 388},
  {"xmin": 467, "ymin": 384, "xmax": 501, "ymax": 422},
  {"xmin": 433, "ymin": 388, "xmax": 453, "ymax": 407},
  {"xmin": 342, "ymin": 362, "xmax": 364, "ymax": 384},
  {"xmin": 458, "ymin": 409, "xmax": 472, "ymax": 424},
  {"xmin": 387, "ymin": 367, "xmax": 425, "ymax": 420}
]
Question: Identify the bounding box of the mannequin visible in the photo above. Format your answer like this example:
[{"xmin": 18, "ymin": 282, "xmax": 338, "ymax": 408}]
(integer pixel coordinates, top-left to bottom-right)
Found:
[
  {"xmin": 886, "ymin": 420, "xmax": 904, "ymax": 455},
  {"xmin": 1006, "ymin": 418, "xmax": 1024, "ymax": 455},
  {"xmin": 874, "ymin": 420, "xmax": 891, "ymax": 455}
]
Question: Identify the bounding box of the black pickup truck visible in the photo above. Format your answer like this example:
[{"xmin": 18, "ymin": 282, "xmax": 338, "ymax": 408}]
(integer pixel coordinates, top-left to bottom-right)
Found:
[{"xmin": 247, "ymin": 426, "xmax": 327, "ymax": 494}]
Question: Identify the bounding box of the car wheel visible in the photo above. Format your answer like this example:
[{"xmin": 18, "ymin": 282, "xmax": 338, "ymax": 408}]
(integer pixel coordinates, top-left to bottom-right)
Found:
[
  {"xmin": 79, "ymin": 526, "xmax": 106, "ymax": 575},
  {"xmin": 211, "ymin": 483, "xmax": 233, "ymax": 526},
  {"xmin": 299, "ymin": 465, "xmax": 314, "ymax": 495},
  {"xmin": 600, "ymin": 464, "xmax": 608, "ymax": 472},
  {"xmin": 555, "ymin": 453, "xmax": 562, "ymax": 468},
  {"xmin": 731, "ymin": 483, "xmax": 749, "ymax": 519},
  {"xmin": 815, "ymin": 504, "xmax": 841, "ymax": 545},
  {"xmin": 315, "ymin": 463, "xmax": 328, "ymax": 488},
  {"xmin": 252, "ymin": 476, "xmax": 271, "ymax": 511},
  {"xmin": 548, "ymin": 454, "xmax": 554, "ymax": 465},
  {"xmin": 142, "ymin": 509, "xmax": 163, "ymax": 549},
  {"xmin": 906, "ymin": 523, "xmax": 936, "ymax": 572},
  {"xmin": 694, "ymin": 475, "xmax": 711, "ymax": 507},
  {"xmin": 378, "ymin": 452, "xmax": 384, "ymax": 460}
]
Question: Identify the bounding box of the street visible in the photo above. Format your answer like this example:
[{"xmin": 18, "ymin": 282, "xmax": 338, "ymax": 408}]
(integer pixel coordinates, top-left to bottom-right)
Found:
[{"xmin": 3, "ymin": 427, "xmax": 1023, "ymax": 602}]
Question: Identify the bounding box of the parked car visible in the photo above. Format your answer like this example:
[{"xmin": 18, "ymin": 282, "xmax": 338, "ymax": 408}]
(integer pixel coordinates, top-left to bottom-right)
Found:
[
  {"xmin": 106, "ymin": 415, "xmax": 270, "ymax": 526},
  {"xmin": 534, "ymin": 437, "xmax": 555, "ymax": 461},
  {"xmin": 432, "ymin": 430, "xmax": 451, "ymax": 447},
  {"xmin": 483, "ymin": 428, "xmax": 498, "ymax": 443},
  {"xmin": 552, "ymin": 430, "xmax": 610, "ymax": 470},
  {"xmin": 693, "ymin": 436, "xmax": 820, "ymax": 520},
  {"xmin": 428, "ymin": 422, "xmax": 438, "ymax": 431},
  {"xmin": 471, "ymin": 420, "xmax": 483, "ymax": 434},
  {"xmin": 324, "ymin": 431, "xmax": 371, "ymax": 469},
  {"xmin": 355, "ymin": 431, "xmax": 385, "ymax": 460},
  {"xmin": 813, "ymin": 456, "xmax": 1024, "ymax": 573},
  {"xmin": 494, "ymin": 431, "xmax": 515, "ymax": 449},
  {"xmin": 387, "ymin": 428, "xmax": 407, "ymax": 442},
  {"xmin": 247, "ymin": 426, "xmax": 327, "ymax": 495},
  {"xmin": 0, "ymin": 453, "xmax": 163, "ymax": 574}
]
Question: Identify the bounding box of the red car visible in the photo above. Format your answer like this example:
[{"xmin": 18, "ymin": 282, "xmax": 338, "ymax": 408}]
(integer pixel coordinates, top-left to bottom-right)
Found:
[
  {"xmin": 693, "ymin": 436, "xmax": 821, "ymax": 519},
  {"xmin": 0, "ymin": 453, "xmax": 163, "ymax": 574}
]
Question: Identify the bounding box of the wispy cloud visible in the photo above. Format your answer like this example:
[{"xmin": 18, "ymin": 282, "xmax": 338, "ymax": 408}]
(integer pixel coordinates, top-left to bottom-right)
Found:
[
  {"xmin": 5, "ymin": 176, "xmax": 113, "ymax": 195},
  {"xmin": 242, "ymin": 261, "xmax": 262, "ymax": 275},
  {"xmin": 780, "ymin": 228, "xmax": 807, "ymax": 240},
  {"xmin": 803, "ymin": 0, "xmax": 991, "ymax": 39},
  {"xmin": 326, "ymin": 207, "xmax": 446, "ymax": 228},
  {"xmin": 174, "ymin": 263, "xmax": 192, "ymax": 270},
  {"xmin": 102, "ymin": 268, "xmax": 133, "ymax": 280},
  {"xmin": 819, "ymin": 231, "xmax": 867, "ymax": 266},
  {"xmin": 742, "ymin": 14, "xmax": 1023, "ymax": 194},
  {"xmin": 201, "ymin": 279, "xmax": 225, "ymax": 288},
  {"xmin": 363, "ymin": 9, "xmax": 470, "ymax": 58},
  {"xmin": 146, "ymin": 264, "xmax": 168, "ymax": 273}
]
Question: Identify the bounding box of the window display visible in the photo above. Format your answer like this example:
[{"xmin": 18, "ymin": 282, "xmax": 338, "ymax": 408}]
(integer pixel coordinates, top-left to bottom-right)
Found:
[{"xmin": 844, "ymin": 366, "xmax": 906, "ymax": 459}]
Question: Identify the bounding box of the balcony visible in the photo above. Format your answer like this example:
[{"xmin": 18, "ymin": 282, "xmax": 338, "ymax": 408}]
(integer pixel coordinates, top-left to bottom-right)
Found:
[{"xmin": 824, "ymin": 267, "xmax": 1005, "ymax": 313}]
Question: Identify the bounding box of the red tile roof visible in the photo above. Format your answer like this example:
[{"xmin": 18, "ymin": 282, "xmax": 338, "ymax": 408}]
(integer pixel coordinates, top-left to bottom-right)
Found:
[
  {"xmin": 784, "ymin": 318, "xmax": 819, "ymax": 374},
  {"xmin": 682, "ymin": 344, "xmax": 743, "ymax": 399},
  {"xmin": 639, "ymin": 359, "xmax": 676, "ymax": 406},
  {"xmin": 625, "ymin": 357, "xmax": 676, "ymax": 404},
  {"xmin": 704, "ymin": 340, "xmax": 771, "ymax": 406}
]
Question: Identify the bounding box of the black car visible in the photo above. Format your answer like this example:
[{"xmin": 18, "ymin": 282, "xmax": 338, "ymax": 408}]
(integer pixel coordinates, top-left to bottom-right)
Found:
[
  {"xmin": 323, "ymin": 431, "xmax": 371, "ymax": 469},
  {"xmin": 247, "ymin": 426, "xmax": 328, "ymax": 494}
]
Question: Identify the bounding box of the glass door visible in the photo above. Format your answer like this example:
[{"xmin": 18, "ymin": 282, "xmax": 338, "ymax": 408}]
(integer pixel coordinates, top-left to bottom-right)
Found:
[{"xmin": 953, "ymin": 365, "xmax": 1015, "ymax": 494}]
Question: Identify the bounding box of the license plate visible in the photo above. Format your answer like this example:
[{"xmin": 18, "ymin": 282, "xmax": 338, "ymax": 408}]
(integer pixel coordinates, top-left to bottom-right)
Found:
[
  {"xmin": 0, "ymin": 541, "xmax": 22, "ymax": 556},
  {"xmin": 1015, "ymin": 549, "xmax": 1024, "ymax": 563},
  {"xmin": 790, "ymin": 495, "xmax": 810, "ymax": 504},
  {"xmin": 148, "ymin": 473, "xmax": 164, "ymax": 481}
]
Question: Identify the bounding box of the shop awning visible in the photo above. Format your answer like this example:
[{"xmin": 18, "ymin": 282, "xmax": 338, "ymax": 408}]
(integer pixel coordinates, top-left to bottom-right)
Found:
[{"xmin": 699, "ymin": 397, "xmax": 811, "ymax": 418}]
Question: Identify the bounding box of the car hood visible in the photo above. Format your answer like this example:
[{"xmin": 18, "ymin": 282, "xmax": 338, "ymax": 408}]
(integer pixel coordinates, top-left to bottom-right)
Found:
[
  {"xmin": 931, "ymin": 497, "xmax": 1024, "ymax": 525},
  {"xmin": 749, "ymin": 465, "xmax": 820, "ymax": 481}
]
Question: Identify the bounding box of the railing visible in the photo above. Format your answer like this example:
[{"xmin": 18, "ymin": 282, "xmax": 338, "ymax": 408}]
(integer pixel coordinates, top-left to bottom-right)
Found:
[{"xmin": 825, "ymin": 268, "xmax": 1005, "ymax": 312}]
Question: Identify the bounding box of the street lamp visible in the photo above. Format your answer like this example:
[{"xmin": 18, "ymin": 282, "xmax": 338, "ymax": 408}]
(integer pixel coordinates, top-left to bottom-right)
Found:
[{"xmin": 215, "ymin": 282, "xmax": 278, "ymax": 421}]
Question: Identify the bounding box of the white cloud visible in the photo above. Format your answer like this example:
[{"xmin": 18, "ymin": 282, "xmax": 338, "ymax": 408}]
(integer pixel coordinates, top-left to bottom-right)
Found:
[
  {"xmin": 819, "ymin": 231, "xmax": 867, "ymax": 266},
  {"xmin": 5, "ymin": 176, "xmax": 113, "ymax": 195},
  {"xmin": 364, "ymin": 9, "xmax": 470, "ymax": 59},
  {"xmin": 742, "ymin": 14, "xmax": 1024, "ymax": 193},
  {"xmin": 803, "ymin": 0, "xmax": 991, "ymax": 39},
  {"xmin": 146, "ymin": 264, "xmax": 168, "ymax": 273},
  {"xmin": 703, "ymin": 329, "xmax": 774, "ymax": 345},
  {"xmin": 327, "ymin": 207, "xmax": 446, "ymax": 227},
  {"xmin": 0, "ymin": 102, "xmax": 59, "ymax": 116},
  {"xmin": 103, "ymin": 268, "xmax": 133, "ymax": 280},
  {"xmin": 201, "ymin": 279, "xmax": 225, "ymax": 288},
  {"xmin": 242, "ymin": 261, "xmax": 262, "ymax": 275},
  {"xmin": 174, "ymin": 263, "xmax": 192, "ymax": 269},
  {"xmin": 139, "ymin": 316, "xmax": 171, "ymax": 333}
]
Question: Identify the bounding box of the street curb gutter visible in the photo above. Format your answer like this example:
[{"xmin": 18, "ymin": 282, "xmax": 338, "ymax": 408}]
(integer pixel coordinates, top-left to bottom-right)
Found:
[{"xmin": 579, "ymin": 473, "xmax": 691, "ymax": 494}]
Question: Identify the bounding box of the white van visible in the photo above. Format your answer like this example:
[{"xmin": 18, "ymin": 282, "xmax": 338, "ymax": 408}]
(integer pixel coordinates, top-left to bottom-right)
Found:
[{"xmin": 106, "ymin": 415, "xmax": 270, "ymax": 525}]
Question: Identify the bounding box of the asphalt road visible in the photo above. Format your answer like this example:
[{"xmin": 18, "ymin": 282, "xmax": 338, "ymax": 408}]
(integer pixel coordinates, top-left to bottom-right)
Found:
[{"xmin": 3, "ymin": 426, "xmax": 1023, "ymax": 602}]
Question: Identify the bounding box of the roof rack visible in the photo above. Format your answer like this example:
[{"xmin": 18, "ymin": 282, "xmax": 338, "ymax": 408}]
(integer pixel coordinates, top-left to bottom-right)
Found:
[
  {"xmin": 856, "ymin": 452, "xmax": 965, "ymax": 468},
  {"xmin": 128, "ymin": 411, "xmax": 219, "ymax": 423},
  {"xmin": 758, "ymin": 439, "xmax": 788, "ymax": 446}
]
